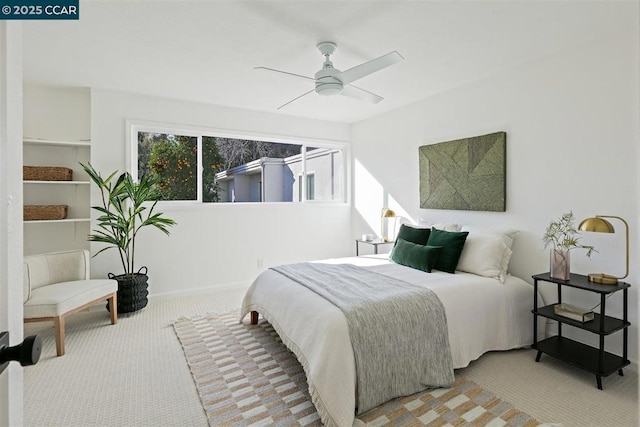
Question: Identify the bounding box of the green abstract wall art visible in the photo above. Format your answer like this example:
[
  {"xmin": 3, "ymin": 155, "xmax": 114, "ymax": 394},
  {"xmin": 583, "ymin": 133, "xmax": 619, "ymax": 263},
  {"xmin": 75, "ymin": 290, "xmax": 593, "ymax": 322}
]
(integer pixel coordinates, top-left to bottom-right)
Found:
[{"xmin": 419, "ymin": 131, "xmax": 506, "ymax": 211}]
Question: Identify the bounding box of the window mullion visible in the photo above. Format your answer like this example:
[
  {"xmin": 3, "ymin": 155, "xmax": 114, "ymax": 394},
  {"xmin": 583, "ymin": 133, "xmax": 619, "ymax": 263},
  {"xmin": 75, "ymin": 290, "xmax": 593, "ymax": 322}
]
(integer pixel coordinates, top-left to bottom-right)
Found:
[
  {"xmin": 301, "ymin": 145, "xmax": 307, "ymax": 202},
  {"xmin": 197, "ymin": 134, "xmax": 203, "ymax": 202}
]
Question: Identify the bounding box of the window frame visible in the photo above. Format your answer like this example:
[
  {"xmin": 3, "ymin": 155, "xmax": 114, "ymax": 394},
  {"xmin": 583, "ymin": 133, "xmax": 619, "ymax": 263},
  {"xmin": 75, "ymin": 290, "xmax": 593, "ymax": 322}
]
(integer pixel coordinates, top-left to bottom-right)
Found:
[{"xmin": 126, "ymin": 119, "xmax": 350, "ymax": 206}]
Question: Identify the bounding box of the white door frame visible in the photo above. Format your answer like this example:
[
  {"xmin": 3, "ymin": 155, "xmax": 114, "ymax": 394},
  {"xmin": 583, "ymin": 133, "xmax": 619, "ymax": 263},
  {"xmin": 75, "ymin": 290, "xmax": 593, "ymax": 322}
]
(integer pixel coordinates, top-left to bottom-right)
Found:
[{"xmin": 0, "ymin": 21, "xmax": 24, "ymax": 427}]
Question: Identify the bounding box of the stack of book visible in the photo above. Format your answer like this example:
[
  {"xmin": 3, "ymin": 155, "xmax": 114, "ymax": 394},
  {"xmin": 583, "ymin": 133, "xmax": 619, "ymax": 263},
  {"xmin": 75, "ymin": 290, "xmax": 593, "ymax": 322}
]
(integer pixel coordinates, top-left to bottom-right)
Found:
[{"xmin": 553, "ymin": 303, "xmax": 595, "ymax": 323}]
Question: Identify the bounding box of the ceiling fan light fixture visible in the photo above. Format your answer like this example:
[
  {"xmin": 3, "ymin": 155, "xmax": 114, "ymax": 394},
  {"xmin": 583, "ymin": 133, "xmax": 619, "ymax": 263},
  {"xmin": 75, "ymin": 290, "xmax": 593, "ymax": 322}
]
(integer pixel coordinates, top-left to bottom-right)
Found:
[
  {"xmin": 315, "ymin": 67, "xmax": 343, "ymax": 96},
  {"xmin": 315, "ymin": 82, "xmax": 343, "ymax": 96}
]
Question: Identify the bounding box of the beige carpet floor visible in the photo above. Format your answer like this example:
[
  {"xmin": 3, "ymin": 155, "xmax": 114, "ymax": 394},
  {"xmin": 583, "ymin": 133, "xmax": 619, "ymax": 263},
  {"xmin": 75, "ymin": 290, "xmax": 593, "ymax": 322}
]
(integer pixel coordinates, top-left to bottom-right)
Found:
[
  {"xmin": 23, "ymin": 288, "xmax": 638, "ymax": 426},
  {"xmin": 461, "ymin": 348, "xmax": 638, "ymax": 427}
]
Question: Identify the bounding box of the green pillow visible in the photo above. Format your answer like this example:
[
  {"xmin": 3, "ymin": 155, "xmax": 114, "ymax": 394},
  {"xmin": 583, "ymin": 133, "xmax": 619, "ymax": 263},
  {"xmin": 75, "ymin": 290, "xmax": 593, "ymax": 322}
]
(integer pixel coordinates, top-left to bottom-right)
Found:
[
  {"xmin": 426, "ymin": 228, "xmax": 469, "ymax": 273},
  {"xmin": 390, "ymin": 238, "xmax": 442, "ymax": 273},
  {"xmin": 395, "ymin": 224, "xmax": 431, "ymax": 245}
]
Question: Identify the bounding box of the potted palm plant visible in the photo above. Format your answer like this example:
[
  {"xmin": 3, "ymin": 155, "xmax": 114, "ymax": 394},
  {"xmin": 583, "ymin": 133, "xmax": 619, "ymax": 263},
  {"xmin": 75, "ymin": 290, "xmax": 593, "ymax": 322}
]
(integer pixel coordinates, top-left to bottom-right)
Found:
[
  {"xmin": 81, "ymin": 162, "xmax": 176, "ymax": 313},
  {"xmin": 542, "ymin": 211, "xmax": 595, "ymax": 280}
]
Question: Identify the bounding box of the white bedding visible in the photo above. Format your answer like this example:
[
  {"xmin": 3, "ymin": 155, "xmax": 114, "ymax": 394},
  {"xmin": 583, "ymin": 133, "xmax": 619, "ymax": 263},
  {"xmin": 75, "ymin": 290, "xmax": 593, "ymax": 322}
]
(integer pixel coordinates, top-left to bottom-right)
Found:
[{"xmin": 240, "ymin": 254, "xmax": 544, "ymax": 427}]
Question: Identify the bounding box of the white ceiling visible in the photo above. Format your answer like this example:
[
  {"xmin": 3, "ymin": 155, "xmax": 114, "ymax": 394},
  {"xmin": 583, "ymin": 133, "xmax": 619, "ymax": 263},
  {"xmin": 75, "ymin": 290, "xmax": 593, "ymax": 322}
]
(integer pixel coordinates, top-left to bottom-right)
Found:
[{"xmin": 22, "ymin": 1, "xmax": 637, "ymax": 124}]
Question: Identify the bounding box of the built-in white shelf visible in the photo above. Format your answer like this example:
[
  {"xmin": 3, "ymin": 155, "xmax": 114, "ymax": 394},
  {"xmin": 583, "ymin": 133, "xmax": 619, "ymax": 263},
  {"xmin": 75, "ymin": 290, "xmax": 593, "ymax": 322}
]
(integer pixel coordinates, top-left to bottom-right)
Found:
[
  {"xmin": 23, "ymin": 138, "xmax": 91, "ymax": 148},
  {"xmin": 24, "ymin": 218, "xmax": 90, "ymax": 224},
  {"xmin": 23, "ymin": 137, "xmax": 92, "ymax": 254},
  {"xmin": 23, "ymin": 180, "xmax": 90, "ymax": 185}
]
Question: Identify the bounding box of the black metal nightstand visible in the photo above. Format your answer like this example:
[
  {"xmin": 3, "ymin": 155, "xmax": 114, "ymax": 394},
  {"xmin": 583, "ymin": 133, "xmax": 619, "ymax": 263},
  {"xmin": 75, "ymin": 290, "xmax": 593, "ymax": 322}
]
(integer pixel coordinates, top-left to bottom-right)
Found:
[{"xmin": 532, "ymin": 272, "xmax": 630, "ymax": 390}]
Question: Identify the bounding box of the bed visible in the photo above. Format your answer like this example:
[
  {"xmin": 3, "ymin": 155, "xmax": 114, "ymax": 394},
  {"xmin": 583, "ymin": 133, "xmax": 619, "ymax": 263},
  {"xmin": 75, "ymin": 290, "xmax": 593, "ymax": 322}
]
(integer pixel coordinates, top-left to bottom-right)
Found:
[{"xmin": 240, "ymin": 228, "xmax": 544, "ymax": 427}]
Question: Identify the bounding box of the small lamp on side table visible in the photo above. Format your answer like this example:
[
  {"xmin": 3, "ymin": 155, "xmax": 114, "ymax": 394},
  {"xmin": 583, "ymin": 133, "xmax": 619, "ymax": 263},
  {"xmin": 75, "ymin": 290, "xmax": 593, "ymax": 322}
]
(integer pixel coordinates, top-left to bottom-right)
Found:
[
  {"xmin": 578, "ymin": 215, "xmax": 629, "ymax": 285},
  {"xmin": 380, "ymin": 208, "xmax": 396, "ymax": 242}
]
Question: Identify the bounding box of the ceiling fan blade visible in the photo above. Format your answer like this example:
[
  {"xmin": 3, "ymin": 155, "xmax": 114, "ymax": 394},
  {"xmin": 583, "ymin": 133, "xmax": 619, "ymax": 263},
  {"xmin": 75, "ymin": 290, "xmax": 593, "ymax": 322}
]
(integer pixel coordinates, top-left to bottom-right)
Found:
[
  {"xmin": 254, "ymin": 67, "xmax": 315, "ymax": 82},
  {"xmin": 338, "ymin": 51, "xmax": 404, "ymax": 85},
  {"xmin": 341, "ymin": 85, "xmax": 384, "ymax": 104},
  {"xmin": 277, "ymin": 89, "xmax": 316, "ymax": 110}
]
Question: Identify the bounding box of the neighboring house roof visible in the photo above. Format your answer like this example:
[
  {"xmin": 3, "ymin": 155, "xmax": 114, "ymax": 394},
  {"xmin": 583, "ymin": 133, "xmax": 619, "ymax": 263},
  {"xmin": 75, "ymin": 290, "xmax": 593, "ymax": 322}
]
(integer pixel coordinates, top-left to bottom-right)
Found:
[
  {"xmin": 215, "ymin": 148, "xmax": 337, "ymax": 181},
  {"xmin": 215, "ymin": 157, "xmax": 284, "ymax": 182}
]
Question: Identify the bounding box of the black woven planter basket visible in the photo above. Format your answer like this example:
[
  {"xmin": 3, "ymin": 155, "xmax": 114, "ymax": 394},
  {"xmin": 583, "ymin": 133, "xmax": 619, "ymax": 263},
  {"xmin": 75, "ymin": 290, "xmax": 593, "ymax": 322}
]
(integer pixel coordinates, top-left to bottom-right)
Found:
[{"xmin": 107, "ymin": 267, "xmax": 149, "ymax": 313}]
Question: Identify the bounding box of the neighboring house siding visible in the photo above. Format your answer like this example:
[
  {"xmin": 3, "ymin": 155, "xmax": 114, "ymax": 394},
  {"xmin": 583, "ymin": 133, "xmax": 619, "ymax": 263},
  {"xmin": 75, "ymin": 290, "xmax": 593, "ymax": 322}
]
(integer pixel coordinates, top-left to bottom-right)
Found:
[
  {"xmin": 249, "ymin": 173, "xmax": 261, "ymax": 202},
  {"xmin": 215, "ymin": 148, "xmax": 341, "ymax": 203},
  {"xmin": 287, "ymin": 149, "xmax": 343, "ymax": 201},
  {"xmin": 316, "ymin": 150, "xmax": 342, "ymax": 201},
  {"xmin": 263, "ymin": 161, "xmax": 285, "ymax": 202}
]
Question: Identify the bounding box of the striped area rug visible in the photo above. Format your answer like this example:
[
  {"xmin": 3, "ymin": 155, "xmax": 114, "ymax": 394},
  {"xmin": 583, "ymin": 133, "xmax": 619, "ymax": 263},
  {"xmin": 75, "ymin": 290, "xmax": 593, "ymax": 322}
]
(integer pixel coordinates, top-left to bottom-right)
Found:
[{"xmin": 172, "ymin": 311, "xmax": 542, "ymax": 426}]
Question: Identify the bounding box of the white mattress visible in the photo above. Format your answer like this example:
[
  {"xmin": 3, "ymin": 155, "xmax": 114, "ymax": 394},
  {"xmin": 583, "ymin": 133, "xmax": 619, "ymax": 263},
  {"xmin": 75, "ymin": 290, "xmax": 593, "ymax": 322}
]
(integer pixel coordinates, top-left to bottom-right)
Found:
[{"xmin": 241, "ymin": 254, "xmax": 544, "ymax": 427}]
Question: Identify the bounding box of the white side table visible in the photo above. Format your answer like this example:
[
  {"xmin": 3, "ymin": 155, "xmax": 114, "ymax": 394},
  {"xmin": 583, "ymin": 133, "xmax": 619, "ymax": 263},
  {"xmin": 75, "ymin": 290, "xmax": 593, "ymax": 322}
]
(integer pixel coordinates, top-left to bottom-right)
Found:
[{"xmin": 355, "ymin": 239, "xmax": 395, "ymax": 256}]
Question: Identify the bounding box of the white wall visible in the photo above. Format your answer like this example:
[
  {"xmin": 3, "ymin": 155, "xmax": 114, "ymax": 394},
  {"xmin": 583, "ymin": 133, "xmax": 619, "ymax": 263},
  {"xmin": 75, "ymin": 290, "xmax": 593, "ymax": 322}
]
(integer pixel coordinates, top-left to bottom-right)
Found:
[
  {"xmin": 90, "ymin": 89, "xmax": 352, "ymax": 296},
  {"xmin": 352, "ymin": 28, "xmax": 639, "ymax": 365},
  {"xmin": 23, "ymin": 85, "xmax": 90, "ymax": 141}
]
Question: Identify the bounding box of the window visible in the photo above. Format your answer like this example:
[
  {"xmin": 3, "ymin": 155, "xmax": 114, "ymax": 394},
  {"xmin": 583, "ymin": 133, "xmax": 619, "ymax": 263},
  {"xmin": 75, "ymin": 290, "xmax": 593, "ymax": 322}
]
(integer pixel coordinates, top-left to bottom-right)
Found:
[
  {"xmin": 298, "ymin": 173, "xmax": 315, "ymax": 201},
  {"xmin": 306, "ymin": 173, "xmax": 315, "ymax": 201},
  {"xmin": 131, "ymin": 123, "xmax": 346, "ymax": 204},
  {"xmin": 138, "ymin": 132, "xmax": 198, "ymax": 201}
]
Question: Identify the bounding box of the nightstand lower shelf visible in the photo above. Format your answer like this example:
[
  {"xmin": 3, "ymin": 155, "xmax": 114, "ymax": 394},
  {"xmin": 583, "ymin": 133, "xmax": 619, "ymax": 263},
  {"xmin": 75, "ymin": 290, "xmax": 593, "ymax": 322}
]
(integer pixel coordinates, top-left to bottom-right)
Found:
[
  {"xmin": 533, "ymin": 336, "xmax": 629, "ymax": 389},
  {"xmin": 534, "ymin": 305, "xmax": 630, "ymax": 335}
]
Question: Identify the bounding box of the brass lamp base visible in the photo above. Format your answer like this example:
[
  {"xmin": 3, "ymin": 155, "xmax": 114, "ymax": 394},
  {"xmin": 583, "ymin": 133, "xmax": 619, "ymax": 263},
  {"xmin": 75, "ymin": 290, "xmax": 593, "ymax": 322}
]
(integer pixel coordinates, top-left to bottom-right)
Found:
[{"xmin": 587, "ymin": 273, "xmax": 619, "ymax": 285}]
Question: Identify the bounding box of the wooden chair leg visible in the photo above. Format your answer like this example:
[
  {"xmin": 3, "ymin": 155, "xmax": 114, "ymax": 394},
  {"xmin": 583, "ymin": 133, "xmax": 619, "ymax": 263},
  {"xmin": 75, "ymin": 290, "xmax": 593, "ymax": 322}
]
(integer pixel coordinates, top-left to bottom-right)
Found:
[
  {"xmin": 109, "ymin": 293, "xmax": 118, "ymax": 325},
  {"xmin": 54, "ymin": 316, "xmax": 65, "ymax": 356},
  {"xmin": 250, "ymin": 311, "xmax": 259, "ymax": 325}
]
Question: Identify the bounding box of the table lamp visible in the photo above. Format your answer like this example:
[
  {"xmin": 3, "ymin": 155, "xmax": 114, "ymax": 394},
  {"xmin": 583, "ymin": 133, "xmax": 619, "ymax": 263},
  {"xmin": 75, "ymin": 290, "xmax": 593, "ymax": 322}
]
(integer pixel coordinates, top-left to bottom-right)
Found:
[
  {"xmin": 578, "ymin": 215, "xmax": 629, "ymax": 285},
  {"xmin": 380, "ymin": 208, "xmax": 396, "ymax": 242}
]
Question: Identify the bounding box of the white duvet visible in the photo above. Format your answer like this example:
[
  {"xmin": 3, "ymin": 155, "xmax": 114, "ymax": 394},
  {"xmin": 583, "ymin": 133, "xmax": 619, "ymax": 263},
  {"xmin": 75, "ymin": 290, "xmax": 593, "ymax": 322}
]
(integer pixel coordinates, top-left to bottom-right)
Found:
[{"xmin": 240, "ymin": 254, "xmax": 544, "ymax": 427}]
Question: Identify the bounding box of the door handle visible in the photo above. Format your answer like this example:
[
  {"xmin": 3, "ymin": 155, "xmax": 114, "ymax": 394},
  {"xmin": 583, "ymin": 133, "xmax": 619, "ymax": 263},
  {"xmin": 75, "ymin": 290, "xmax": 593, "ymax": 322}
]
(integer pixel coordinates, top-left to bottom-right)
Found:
[{"xmin": 0, "ymin": 331, "xmax": 42, "ymax": 375}]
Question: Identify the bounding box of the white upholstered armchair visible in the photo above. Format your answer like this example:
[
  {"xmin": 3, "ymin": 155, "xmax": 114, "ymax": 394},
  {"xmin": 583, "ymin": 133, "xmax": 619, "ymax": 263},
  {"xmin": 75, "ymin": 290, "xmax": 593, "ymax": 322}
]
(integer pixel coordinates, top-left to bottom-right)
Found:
[{"xmin": 23, "ymin": 250, "xmax": 118, "ymax": 356}]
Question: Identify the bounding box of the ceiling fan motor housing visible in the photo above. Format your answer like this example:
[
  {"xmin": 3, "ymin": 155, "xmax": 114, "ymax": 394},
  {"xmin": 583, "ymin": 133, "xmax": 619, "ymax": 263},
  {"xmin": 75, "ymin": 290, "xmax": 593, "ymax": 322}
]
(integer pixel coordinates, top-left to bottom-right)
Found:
[{"xmin": 314, "ymin": 67, "xmax": 343, "ymax": 96}]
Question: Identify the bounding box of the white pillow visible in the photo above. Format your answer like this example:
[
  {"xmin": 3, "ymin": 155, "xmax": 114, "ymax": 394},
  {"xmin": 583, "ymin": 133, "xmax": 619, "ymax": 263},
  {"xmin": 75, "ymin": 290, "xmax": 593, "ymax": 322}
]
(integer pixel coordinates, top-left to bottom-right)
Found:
[
  {"xmin": 457, "ymin": 232, "xmax": 514, "ymax": 282},
  {"xmin": 461, "ymin": 225, "xmax": 518, "ymax": 247}
]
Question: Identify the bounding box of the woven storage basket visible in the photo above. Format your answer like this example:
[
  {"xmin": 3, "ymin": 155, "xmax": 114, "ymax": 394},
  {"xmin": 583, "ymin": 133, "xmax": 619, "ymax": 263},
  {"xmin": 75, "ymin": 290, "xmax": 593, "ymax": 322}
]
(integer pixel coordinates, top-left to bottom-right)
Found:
[
  {"xmin": 107, "ymin": 269, "xmax": 150, "ymax": 314},
  {"xmin": 24, "ymin": 205, "xmax": 68, "ymax": 221},
  {"xmin": 23, "ymin": 166, "xmax": 72, "ymax": 181}
]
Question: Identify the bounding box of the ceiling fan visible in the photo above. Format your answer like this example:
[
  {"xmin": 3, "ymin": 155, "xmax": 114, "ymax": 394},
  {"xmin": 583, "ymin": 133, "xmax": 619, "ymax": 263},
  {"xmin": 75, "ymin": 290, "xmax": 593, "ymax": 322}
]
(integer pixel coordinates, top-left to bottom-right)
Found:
[{"xmin": 256, "ymin": 42, "xmax": 404, "ymax": 110}]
